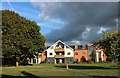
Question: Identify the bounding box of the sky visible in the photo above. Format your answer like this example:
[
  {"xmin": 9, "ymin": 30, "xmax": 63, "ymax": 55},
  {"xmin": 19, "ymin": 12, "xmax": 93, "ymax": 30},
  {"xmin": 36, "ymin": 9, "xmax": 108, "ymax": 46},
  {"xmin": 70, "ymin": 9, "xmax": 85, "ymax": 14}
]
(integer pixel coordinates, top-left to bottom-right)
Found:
[{"xmin": 1, "ymin": 0, "xmax": 119, "ymax": 45}]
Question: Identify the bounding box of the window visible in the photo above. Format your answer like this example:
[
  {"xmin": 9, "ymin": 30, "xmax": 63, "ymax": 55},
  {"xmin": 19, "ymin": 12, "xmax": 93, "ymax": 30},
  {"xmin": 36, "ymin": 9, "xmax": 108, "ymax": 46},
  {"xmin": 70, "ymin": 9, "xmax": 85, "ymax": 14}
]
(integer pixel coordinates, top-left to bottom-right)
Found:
[
  {"xmin": 82, "ymin": 45, "xmax": 86, "ymax": 49},
  {"xmin": 78, "ymin": 45, "xmax": 82, "ymax": 49},
  {"xmin": 82, "ymin": 52, "xmax": 86, "ymax": 55},
  {"xmin": 75, "ymin": 52, "xmax": 78, "ymax": 55},
  {"xmin": 49, "ymin": 53, "xmax": 53, "ymax": 55},
  {"xmin": 67, "ymin": 52, "xmax": 71, "ymax": 55}
]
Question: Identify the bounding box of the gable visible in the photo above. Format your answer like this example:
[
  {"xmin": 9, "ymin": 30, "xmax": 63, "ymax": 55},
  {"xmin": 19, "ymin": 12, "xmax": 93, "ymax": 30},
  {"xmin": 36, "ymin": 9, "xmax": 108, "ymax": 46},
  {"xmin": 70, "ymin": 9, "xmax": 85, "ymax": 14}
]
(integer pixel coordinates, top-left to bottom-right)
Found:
[{"xmin": 47, "ymin": 40, "xmax": 73, "ymax": 51}]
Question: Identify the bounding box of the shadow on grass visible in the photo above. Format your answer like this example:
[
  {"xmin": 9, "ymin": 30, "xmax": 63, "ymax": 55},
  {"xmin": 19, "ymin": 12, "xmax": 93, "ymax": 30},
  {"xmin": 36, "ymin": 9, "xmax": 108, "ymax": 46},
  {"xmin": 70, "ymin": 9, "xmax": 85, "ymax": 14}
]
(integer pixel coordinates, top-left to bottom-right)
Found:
[
  {"xmin": 2, "ymin": 64, "xmax": 33, "ymax": 67},
  {"xmin": 1, "ymin": 71, "xmax": 119, "ymax": 78},
  {"xmin": 20, "ymin": 64, "xmax": 33, "ymax": 66},
  {"xmin": 2, "ymin": 71, "xmax": 39, "ymax": 78},
  {"xmin": 21, "ymin": 71, "xmax": 39, "ymax": 78},
  {"xmin": 1, "ymin": 75, "xmax": 119, "ymax": 78},
  {"xmin": 55, "ymin": 65, "xmax": 118, "ymax": 70}
]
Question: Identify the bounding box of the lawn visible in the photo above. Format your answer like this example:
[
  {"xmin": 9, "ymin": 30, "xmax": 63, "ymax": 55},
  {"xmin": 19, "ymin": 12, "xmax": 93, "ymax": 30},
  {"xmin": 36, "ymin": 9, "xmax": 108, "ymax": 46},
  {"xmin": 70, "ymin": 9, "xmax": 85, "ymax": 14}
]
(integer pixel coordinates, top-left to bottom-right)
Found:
[{"xmin": 1, "ymin": 63, "xmax": 119, "ymax": 78}]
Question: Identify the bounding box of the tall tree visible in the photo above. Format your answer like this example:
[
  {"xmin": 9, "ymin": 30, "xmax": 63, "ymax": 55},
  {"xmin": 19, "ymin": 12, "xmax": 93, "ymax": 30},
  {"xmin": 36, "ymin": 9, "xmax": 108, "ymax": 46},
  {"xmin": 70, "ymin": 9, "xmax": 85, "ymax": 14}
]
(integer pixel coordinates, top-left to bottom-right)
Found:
[
  {"xmin": 93, "ymin": 30, "xmax": 120, "ymax": 64},
  {"xmin": 2, "ymin": 10, "xmax": 45, "ymax": 66}
]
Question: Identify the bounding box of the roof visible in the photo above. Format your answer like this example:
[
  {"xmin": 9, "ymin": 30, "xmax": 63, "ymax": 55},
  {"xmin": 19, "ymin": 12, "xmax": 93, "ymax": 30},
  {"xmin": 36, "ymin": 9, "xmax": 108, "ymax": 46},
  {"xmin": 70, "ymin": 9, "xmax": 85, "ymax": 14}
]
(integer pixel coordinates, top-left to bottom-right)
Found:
[
  {"xmin": 47, "ymin": 40, "xmax": 74, "ymax": 51},
  {"xmin": 87, "ymin": 44, "xmax": 93, "ymax": 46}
]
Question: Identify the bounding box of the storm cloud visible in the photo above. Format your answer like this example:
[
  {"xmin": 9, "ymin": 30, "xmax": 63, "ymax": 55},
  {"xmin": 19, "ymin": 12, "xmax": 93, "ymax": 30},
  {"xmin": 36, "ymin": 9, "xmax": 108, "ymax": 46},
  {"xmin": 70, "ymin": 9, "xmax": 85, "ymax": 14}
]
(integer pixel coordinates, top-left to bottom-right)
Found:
[{"xmin": 35, "ymin": 2, "xmax": 118, "ymax": 45}]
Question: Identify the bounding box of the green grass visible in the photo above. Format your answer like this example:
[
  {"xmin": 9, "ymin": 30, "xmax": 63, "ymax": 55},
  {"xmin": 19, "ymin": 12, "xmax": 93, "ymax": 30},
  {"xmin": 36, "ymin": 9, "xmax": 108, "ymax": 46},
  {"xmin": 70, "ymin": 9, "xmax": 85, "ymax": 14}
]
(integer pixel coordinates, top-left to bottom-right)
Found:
[{"xmin": 1, "ymin": 63, "xmax": 119, "ymax": 78}]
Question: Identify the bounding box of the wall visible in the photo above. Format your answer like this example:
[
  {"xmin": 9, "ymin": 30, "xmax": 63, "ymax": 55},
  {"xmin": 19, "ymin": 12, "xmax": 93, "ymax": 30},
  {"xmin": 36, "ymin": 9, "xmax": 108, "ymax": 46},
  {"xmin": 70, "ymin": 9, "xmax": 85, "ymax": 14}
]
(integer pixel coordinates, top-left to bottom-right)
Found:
[
  {"xmin": 64, "ymin": 48, "xmax": 74, "ymax": 57},
  {"xmin": 47, "ymin": 57, "xmax": 55, "ymax": 64},
  {"xmin": 41, "ymin": 52, "xmax": 46, "ymax": 61},
  {"xmin": 74, "ymin": 49, "xmax": 89, "ymax": 62},
  {"xmin": 65, "ymin": 57, "xmax": 73, "ymax": 64},
  {"xmin": 47, "ymin": 49, "xmax": 55, "ymax": 57}
]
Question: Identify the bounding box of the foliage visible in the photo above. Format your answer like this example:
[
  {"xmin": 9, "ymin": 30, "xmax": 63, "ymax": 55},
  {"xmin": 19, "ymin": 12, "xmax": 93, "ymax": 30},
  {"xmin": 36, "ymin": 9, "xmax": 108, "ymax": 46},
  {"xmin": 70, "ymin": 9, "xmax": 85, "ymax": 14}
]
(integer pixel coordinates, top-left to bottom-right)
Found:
[
  {"xmin": 74, "ymin": 59, "xmax": 79, "ymax": 63},
  {"xmin": 2, "ymin": 10, "xmax": 45, "ymax": 65},
  {"xmin": 93, "ymin": 30, "xmax": 120, "ymax": 63},
  {"xmin": 90, "ymin": 50, "xmax": 96, "ymax": 62}
]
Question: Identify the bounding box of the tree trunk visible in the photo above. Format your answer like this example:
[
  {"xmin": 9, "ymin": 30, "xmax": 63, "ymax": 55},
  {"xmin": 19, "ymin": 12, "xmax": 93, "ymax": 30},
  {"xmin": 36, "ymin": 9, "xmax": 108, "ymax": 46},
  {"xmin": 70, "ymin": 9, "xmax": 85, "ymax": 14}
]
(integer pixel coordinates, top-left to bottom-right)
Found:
[
  {"xmin": 16, "ymin": 56, "xmax": 19, "ymax": 67},
  {"xmin": 16, "ymin": 61, "xmax": 18, "ymax": 67}
]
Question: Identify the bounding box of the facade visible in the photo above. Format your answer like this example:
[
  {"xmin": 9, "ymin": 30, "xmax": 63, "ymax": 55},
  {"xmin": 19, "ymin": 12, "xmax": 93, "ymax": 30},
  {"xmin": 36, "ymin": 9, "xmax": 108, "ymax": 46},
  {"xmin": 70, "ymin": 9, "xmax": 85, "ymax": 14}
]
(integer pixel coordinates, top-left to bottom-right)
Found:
[
  {"xmin": 46, "ymin": 40, "xmax": 74, "ymax": 64},
  {"xmin": 70, "ymin": 45, "xmax": 89, "ymax": 62},
  {"xmin": 29, "ymin": 51, "xmax": 46, "ymax": 64},
  {"xmin": 74, "ymin": 49, "xmax": 89, "ymax": 62},
  {"xmin": 29, "ymin": 52, "xmax": 41, "ymax": 64},
  {"xmin": 42, "ymin": 41, "xmax": 107, "ymax": 64}
]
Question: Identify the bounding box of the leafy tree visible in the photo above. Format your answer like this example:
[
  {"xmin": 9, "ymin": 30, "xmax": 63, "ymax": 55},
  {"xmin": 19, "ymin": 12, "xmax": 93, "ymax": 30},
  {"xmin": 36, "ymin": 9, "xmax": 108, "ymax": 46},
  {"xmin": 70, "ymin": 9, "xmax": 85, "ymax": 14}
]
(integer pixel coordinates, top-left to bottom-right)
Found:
[
  {"xmin": 93, "ymin": 30, "xmax": 120, "ymax": 64},
  {"xmin": 2, "ymin": 10, "xmax": 45, "ymax": 66}
]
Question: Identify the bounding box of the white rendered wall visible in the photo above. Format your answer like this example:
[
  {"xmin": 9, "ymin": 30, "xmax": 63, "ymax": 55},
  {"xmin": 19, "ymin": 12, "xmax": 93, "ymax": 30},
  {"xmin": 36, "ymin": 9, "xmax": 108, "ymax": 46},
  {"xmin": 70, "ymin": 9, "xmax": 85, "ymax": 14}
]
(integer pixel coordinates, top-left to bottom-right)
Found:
[
  {"xmin": 101, "ymin": 51, "xmax": 104, "ymax": 61},
  {"xmin": 96, "ymin": 51, "xmax": 99, "ymax": 62},
  {"xmin": 46, "ymin": 41, "xmax": 74, "ymax": 58},
  {"xmin": 64, "ymin": 48, "xmax": 74, "ymax": 57},
  {"xmin": 38, "ymin": 58, "xmax": 41, "ymax": 64},
  {"xmin": 47, "ymin": 49, "xmax": 55, "ymax": 57},
  {"xmin": 96, "ymin": 50, "xmax": 104, "ymax": 62}
]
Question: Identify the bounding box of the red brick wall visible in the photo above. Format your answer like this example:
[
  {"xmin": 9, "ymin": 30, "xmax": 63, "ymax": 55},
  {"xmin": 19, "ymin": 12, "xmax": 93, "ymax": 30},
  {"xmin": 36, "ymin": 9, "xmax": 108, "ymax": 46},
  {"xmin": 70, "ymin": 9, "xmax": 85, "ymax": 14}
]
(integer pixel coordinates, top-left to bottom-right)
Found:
[
  {"xmin": 40, "ymin": 51, "xmax": 46, "ymax": 61},
  {"xmin": 74, "ymin": 49, "xmax": 89, "ymax": 62}
]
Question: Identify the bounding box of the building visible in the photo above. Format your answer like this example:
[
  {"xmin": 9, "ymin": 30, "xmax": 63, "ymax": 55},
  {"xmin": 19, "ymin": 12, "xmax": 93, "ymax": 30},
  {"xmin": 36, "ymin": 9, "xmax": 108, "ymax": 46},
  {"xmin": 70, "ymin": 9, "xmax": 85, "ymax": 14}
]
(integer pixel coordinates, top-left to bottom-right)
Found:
[
  {"xmin": 40, "ymin": 50, "xmax": 46, "ymax": 62},
  {"xmin": 70, "ymin": 45, "xmax": 89, "ymax": 62},
  {"xmin": 95, "ymin": 46, "xmax": 107, "ymax": 62},
  {"xmin": 29, "ymin": 52, "xmax": 41, "ymax": 64},
  {"xmin": 43, "ymin": 41, "xmax": 107, "ymax": 64},
  {"xmin": 46, "ymin": 40, "xmax": 74, "ymax": 64}
]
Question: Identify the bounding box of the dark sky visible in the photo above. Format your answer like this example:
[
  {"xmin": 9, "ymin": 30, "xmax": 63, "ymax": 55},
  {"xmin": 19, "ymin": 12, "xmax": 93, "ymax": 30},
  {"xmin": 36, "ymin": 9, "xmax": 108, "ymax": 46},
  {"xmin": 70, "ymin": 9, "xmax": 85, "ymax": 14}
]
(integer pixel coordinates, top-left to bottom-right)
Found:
[{"xmin": 35, "ymin": 2, "xmax": 118, "ymax": 45}]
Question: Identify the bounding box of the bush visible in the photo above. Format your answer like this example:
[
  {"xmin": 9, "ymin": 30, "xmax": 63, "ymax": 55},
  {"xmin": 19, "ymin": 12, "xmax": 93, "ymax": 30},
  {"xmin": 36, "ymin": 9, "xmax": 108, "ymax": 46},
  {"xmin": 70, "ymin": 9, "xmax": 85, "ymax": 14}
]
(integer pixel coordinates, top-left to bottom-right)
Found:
[
  {"xmin": 86, "ymin": 60, "xmax": 94, "ymax": 63},
  {"xmin": 41, "ymin": 60, "xmax": 46, "ymax": 64}
]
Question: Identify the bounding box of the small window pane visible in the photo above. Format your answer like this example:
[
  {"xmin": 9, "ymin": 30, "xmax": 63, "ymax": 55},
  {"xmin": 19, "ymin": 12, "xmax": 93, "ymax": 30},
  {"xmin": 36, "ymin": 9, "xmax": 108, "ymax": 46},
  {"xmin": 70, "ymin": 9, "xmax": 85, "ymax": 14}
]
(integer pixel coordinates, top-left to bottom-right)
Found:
[
  {"xmin": 82, "ymin": 52, "xmax": 86, "ymax": 55},
  {"xmin": 67, "ymin": 52, "xmax": 70, "ymax": 55}
]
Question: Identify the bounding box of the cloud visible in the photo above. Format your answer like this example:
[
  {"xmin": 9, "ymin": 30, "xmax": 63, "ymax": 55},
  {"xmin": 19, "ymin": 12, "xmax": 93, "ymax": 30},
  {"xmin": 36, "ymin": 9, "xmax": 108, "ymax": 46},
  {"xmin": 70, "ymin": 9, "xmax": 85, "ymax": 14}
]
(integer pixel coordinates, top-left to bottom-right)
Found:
[
  {"xmin": 38, "ymin": 12, "xmax": 49, "ymax": 21},
  {"xmin": 34, "ymin": 2, "xmax": 118, "ymax": 45}
]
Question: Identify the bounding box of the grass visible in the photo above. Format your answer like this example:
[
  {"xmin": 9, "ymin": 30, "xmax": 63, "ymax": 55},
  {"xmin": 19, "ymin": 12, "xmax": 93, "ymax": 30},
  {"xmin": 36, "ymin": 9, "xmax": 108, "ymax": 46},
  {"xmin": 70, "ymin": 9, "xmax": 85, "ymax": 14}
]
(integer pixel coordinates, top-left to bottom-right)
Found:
[{"xmin": 1, "ymin": 63, "xmax": 119, "ymax": 78}]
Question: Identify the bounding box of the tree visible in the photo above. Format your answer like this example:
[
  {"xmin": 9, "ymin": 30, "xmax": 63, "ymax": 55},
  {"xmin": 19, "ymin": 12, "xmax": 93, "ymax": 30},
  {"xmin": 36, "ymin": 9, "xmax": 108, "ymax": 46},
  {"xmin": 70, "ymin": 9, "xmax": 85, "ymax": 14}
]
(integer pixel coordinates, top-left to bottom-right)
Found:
[
  {"xmin": 93, "ymin": 30, "xmax": 120, "ymax": 64},
  {"xmin": 2, "ymin": 10, "xmax": 45, "ymax": 66}
]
